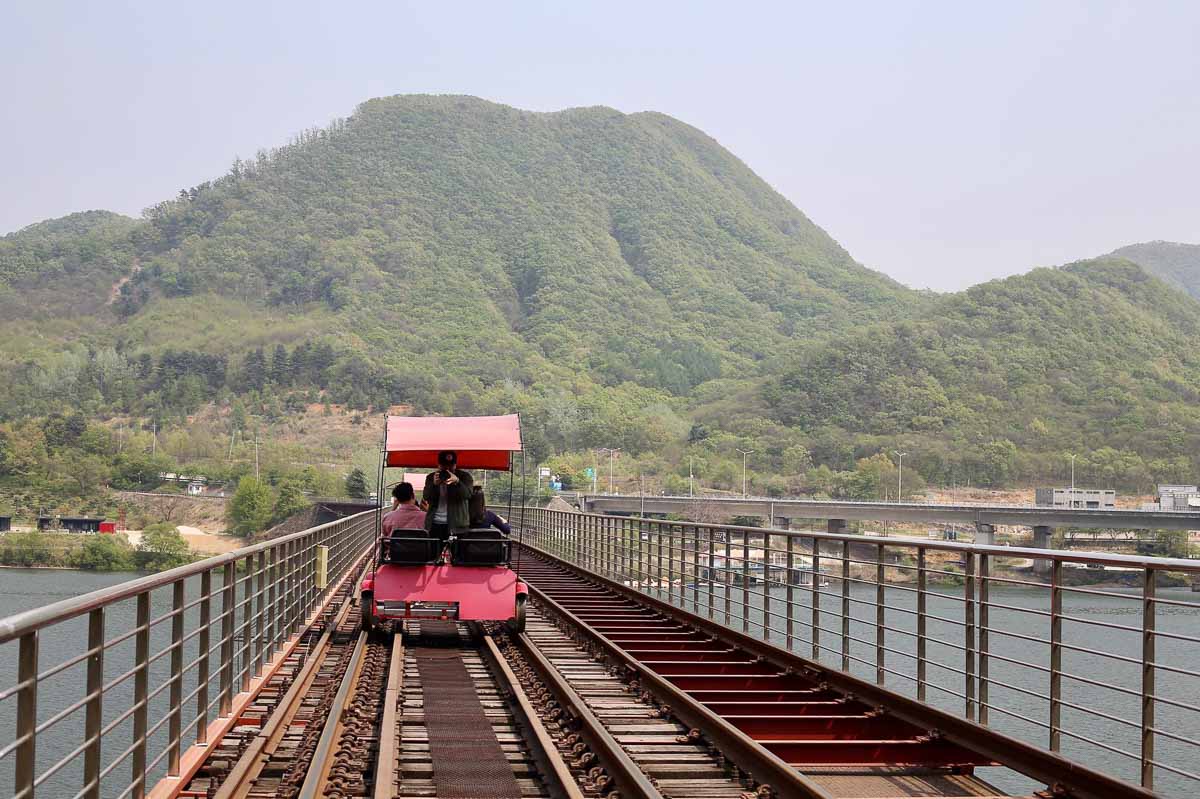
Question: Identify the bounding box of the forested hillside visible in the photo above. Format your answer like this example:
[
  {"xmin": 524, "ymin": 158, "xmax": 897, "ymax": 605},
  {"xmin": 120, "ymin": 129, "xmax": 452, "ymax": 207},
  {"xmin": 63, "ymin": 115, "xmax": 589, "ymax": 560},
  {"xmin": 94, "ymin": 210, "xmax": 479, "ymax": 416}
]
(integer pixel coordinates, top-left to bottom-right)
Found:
[
  {"xmin": 1110, "ymin": 241, "xmax": 1200, "ymax": 300},
  {"xmin": 760, "ymin": 258, "xmax": 1200, "ymax": 490},
  {"xmin": 0, "ymin": 95, "xmax": 910, "ymax": 452},
  {"xmin": 2, "ymin": 94, "xmax": 1199, "ymax": 509}
]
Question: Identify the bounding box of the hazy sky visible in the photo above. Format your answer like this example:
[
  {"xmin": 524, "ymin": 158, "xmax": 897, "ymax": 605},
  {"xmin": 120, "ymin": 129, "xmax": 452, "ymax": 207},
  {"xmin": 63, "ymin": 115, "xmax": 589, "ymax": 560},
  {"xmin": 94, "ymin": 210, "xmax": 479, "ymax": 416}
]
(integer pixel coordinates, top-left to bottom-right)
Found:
[{"xmin": 3, "ymin": 1, "xmax": 1197, "ymax": 290}]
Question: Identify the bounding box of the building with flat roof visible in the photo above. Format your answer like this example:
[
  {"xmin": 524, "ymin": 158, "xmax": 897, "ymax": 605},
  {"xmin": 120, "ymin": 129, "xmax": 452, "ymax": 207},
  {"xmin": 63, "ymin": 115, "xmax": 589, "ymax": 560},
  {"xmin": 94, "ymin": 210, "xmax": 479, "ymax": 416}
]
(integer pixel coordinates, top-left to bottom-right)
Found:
[
  {"xmin": 1157, "ymin": 485, "xmax": 1200, "ymax": 511},
  {"xmin": 1035, "ymin": 487, "xmax": 1116, "ymax": 509}
]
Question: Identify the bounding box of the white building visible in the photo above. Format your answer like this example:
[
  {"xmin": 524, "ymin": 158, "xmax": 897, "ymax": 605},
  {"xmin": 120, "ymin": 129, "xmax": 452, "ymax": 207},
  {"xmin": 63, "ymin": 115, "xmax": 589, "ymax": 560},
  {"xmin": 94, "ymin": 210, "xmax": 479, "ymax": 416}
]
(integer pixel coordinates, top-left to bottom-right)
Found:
[{"xmin": 1158, "ymin": 485, "xmax": 1200, "ymax": 511}]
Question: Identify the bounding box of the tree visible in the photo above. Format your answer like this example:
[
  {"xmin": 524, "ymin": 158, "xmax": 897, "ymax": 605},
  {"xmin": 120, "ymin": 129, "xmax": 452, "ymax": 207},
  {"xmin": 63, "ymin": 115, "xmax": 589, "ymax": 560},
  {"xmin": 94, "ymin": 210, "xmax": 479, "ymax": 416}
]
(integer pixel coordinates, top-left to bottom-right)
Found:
[
  {"xmin": 345, "ymin": 468, "xmax": 370, "ymax": 499},
  {"xmin": 227, "ymin": 476, "xmax": 273, "ymax": 536},
  {"xmin": 76, "ymin": 535, "xmax": 135, "ymax": 570},
  {"xmin": 137, "ymin": 522, "xmax": 191, "ymax": 570},
  {"xmin": 272, "ymin": 480, "xmax": 310, "ymax": 525}
]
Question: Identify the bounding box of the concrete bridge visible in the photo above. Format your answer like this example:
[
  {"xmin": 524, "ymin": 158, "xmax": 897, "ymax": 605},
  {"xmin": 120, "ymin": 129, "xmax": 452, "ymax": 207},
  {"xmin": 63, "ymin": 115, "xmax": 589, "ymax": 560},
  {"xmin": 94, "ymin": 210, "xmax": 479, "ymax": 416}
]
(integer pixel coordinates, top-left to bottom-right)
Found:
[{"xmin": 574, "ymin": 493, "xmax": 1200, "ymax": 548}]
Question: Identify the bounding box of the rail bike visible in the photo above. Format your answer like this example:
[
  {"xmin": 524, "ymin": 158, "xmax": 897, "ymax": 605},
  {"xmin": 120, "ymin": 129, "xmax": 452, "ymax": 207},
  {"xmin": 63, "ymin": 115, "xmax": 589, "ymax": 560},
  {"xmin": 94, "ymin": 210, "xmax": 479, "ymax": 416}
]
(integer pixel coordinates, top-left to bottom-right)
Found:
[{"xmin": 359, "ymin": 414, "xmax": 529, "ymax": 633}]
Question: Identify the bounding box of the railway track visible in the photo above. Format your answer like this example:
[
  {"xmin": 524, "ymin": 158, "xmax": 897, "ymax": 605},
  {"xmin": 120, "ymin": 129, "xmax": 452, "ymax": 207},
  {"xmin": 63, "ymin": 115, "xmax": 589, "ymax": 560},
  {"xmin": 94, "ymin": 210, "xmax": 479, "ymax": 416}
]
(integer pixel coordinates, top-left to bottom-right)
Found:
[
  {"xmin": 180, "ymin": 558, "xmax": 369, "ymax": 798},
  {"xmin": 512, "ymin": 543, "xmax": 1152, "ymax": 799},
  {"xmin": 182, "ymin": 598, "xmax": 662, "ymax": 799}
]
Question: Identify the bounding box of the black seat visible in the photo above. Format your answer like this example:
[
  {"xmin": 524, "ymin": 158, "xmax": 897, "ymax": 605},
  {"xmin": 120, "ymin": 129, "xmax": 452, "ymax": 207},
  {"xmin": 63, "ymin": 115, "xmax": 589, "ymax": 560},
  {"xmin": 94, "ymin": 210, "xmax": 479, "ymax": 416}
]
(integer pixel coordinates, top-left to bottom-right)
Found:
[
  {"xmin": 382, "ymin": 527, "xmax": 441, "ymax": 565},
  {"xmin": 450, "ymin": 528, "xmax": 510, "ymax": 566}
]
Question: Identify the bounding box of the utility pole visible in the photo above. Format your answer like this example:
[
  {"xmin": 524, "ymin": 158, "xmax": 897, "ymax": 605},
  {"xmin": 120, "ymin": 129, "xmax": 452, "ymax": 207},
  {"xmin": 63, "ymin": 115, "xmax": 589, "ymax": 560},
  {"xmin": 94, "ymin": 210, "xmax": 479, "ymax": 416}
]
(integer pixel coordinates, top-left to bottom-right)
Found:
[
  {"xmin": 736, "ymin": 449, "xmax": 754, "ymax": 498},
  {"xmin": 893, "ymin": 451, "xmax": 907, "ymax": 501},
  {"xmin": 152, "ymin": 421, "xmax": 157, "ymax": 456},
  {"xmin": 253, "ymin": 434, "xmax": 261, "ymax": 480},
  {"xmin": 689, "ymin": 456, "xmax": 694, "ymax": 497},
  {"xmin": 592, "ymin": 451, "xmax": 599, "ymax": 494},
  {"xmin": 640, "ymin": 474, "xmax": 645, "ymax": 517}
]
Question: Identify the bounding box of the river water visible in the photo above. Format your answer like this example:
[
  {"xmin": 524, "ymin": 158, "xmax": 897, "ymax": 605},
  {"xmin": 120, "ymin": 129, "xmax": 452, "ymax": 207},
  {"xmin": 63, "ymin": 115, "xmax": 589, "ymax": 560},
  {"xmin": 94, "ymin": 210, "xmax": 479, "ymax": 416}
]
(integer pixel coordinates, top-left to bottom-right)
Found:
[{"xmin": 1, "ymin": 569, "xmax": 1198, "ymax": 797}]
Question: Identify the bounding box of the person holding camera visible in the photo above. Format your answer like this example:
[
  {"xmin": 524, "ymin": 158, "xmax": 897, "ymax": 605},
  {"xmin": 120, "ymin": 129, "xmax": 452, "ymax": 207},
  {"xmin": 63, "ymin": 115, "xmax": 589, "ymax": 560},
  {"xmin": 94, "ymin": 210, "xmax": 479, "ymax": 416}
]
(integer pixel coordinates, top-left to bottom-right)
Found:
[{"xmin": 422, "ymin": 450, "xmax": 474, "ymax": 542}]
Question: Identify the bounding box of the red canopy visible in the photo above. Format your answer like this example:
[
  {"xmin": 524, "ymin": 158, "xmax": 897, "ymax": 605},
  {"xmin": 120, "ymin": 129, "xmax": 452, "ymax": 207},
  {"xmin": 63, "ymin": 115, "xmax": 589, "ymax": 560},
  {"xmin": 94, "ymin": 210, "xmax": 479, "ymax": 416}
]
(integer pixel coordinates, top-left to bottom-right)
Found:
[{"xmin": 384, "ymin": 414, "xmax": 522, "ymax": 470}]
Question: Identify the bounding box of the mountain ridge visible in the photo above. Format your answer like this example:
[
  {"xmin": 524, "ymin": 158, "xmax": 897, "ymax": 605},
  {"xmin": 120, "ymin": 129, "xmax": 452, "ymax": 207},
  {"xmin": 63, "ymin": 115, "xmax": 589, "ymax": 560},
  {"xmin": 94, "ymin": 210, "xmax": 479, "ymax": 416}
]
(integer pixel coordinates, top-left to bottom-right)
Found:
[
  {"xmin": 1, "ymin": 94, "xmax": 1198, "ymax": 492},
  {"xmin": 1107, "ymin": 240, "xmax": 1200, "ymax": 300}
]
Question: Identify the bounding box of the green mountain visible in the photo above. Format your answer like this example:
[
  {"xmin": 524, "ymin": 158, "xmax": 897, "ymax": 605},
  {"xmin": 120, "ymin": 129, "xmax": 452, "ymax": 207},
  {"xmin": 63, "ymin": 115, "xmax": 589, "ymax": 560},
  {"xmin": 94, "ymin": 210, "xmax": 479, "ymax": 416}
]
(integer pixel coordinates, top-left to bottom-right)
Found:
[
  {"xmin": 1109, "ymin": 241, "xmax": 1200, "ymax": 300},
  {"xmin": 3, "ymin": 94, "xmax": 1199, "ymax": 495},
  {"xmin": 762, "ymin": 257, "xmax": 1200, "ymax": 489},
  {"xmin": 0, "ymin": 95, "xmax": 910, "ymax": 454}
]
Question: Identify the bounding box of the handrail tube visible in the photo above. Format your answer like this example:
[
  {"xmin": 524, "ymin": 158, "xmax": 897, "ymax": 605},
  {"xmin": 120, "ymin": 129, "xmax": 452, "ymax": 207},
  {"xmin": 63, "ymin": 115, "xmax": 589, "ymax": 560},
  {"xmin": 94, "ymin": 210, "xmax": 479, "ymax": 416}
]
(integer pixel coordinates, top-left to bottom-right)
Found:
[{"xmin": 0, "ymin": 510, "xmax": 376, "ymax": 643}]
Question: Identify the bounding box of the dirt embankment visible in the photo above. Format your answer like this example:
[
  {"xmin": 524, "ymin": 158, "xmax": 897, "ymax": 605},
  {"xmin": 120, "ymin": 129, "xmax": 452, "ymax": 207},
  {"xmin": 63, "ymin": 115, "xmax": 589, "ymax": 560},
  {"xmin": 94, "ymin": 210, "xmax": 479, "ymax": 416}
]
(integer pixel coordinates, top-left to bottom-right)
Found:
[{"xmin": 115, "ymin": 491, "xmax": 228, "ymax": 532}]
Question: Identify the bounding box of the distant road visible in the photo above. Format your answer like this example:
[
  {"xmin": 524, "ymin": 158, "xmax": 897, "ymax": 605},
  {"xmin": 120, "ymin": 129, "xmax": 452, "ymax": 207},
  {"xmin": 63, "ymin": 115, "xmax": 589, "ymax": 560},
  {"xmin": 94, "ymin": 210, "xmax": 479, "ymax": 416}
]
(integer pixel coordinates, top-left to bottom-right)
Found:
[{"xmin": 572, "ymin": 493, "xmax": 1200, "ymax": 531}]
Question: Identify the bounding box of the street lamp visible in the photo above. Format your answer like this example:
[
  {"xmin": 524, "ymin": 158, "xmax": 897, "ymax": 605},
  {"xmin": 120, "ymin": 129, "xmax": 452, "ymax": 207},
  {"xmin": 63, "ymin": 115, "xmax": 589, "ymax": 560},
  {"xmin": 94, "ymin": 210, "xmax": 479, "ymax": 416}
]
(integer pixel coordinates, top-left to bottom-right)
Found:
[
  {"xmin": 893, "ymin": 451, "xmax": 907, "ymax": 501},
  {"xmin": 736, "ymin": 449, "xmax": 754, "ymax": 498}
]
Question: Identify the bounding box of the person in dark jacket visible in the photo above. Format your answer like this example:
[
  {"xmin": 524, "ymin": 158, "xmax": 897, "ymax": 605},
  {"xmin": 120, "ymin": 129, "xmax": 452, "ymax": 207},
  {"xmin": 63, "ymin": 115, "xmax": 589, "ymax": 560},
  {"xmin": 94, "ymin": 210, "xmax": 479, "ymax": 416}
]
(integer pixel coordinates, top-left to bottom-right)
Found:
[{"xmin": 422, "ymin": 450, "xmax": 473, "ymax": 542}]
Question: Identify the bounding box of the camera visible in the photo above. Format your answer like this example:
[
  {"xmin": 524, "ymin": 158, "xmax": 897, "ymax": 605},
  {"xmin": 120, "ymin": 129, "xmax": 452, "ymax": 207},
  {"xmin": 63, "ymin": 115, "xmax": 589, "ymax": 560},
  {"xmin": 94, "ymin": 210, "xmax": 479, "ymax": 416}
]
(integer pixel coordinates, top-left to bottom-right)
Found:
[{"xmin": 438, "ymin": 469, "xmax": 451, "ymax": 481}]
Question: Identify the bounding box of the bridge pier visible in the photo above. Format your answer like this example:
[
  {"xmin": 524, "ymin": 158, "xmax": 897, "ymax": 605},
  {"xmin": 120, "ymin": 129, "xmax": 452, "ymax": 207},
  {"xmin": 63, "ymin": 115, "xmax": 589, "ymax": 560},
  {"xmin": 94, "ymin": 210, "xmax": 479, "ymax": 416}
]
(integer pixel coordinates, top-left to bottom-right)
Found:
[
  {"xmin": 827, "ymin": 518, "xmax": 847, "ymax": 535},
  {"xmin": 974, "ymin": 523, "xmax": 995, "ymax": 546},
  {"xmin": 1032, "ymin": 525, "xmax": 1054, "ymax": 575},
  {"xmin": 773, "ymin": 517, "xmax": 791, "ymax": 530}
]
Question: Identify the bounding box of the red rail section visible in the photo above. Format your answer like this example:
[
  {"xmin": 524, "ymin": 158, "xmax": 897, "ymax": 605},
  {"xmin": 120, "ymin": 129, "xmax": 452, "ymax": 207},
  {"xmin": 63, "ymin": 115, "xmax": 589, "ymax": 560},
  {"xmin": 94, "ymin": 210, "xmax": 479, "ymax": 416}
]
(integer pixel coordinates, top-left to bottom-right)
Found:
[{"xmin": 514, "ymin": 543, "xmax": 1159, "ymax": 799}]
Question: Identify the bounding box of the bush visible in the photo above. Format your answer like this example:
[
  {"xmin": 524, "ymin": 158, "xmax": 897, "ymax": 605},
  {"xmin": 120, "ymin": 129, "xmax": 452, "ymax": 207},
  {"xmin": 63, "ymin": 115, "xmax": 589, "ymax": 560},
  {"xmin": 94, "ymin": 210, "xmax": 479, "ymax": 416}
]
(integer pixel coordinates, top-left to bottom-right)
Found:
[
  {"xmin": 136, "ymin": 522, "xmax": 192, "ymax": 570},
  {"xmin": 76, "ymin": 534, "xmax": 135, "ymax": 570}
]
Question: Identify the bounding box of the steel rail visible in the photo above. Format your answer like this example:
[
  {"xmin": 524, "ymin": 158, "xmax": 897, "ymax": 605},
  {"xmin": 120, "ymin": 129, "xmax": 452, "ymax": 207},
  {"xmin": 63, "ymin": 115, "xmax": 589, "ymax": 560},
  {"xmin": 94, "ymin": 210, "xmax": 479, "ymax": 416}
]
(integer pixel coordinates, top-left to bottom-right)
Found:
[
  {"xmin": 210, "ymin": 585, "xmax": 361, "ymax": 799},
  {"xmin": 480, "ymin": 633, "xmax": 588, "ymax": 799},
  {"xmin": 518, "ymin": 540, "xmax": 1160, "ymax": 799},
  {"xmin": 298, "ymin": 630, "xmax": 368, "ymax": 799},
  {"xmin": 507, "ymin": 628, "xmax": 668, "ymax": 799},
  {"xmin": 372, "ymin": 635, "xmax": 404, "ymax": 799}
]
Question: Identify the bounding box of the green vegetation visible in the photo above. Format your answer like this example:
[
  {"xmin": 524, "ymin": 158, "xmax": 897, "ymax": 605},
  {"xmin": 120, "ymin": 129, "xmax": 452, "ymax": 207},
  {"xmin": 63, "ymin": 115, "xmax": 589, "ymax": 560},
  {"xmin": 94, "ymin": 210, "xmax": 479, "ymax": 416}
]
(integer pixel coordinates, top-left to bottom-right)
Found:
[
  {"xmin": 345, "ymin": 468, "xmax": 369, "ymax": 499},
  {"xmin": 227, "ymin": 477, "xmax": 274, "ymax": 536},
  {"xmin": 763, "ymin": 258, "xmax": 1200, "ymax": 490},
  {"xmin": 1110, "ymin": 241, "xmax": 1200, "ymax": 301},
  {"xmin": 0, "ymin": 524, "xmax": 193, "ymax": 571},
  {"xmin": 1, "ymin": 95, "xmax": 1199, "ymax": 504}
]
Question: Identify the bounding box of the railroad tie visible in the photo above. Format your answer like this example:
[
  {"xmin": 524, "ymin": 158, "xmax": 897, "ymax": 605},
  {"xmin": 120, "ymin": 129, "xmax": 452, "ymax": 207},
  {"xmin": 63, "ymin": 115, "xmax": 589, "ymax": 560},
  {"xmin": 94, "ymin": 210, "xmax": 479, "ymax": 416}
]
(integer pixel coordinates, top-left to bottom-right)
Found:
[{"xmin": 414, "ymin": 645, "xmax": 525, "ymax": 798}]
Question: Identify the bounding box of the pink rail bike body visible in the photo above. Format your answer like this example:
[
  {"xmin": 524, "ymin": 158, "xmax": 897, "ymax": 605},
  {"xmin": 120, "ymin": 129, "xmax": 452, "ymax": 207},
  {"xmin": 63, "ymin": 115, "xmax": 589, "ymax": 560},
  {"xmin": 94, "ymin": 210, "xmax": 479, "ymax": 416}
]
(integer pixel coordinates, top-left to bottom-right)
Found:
[{"xmin": 361, "ymin": 563, "xmax": 528, "ymax": 623}]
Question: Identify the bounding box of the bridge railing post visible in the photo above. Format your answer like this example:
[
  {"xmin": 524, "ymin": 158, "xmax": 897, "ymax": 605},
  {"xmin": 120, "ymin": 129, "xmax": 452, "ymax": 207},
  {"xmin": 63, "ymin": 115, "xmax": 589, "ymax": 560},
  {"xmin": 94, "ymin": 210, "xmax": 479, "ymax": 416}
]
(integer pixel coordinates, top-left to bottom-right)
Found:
[
  {"xmin": 810, "ymin": 539, "xmax": 820, "ymax": 662},
  {"xmin": 131, "ymin": 590, "xmax": 150, "ymax": 798},
  {"xmin": 840, "ymin": 540, "xmax": 851, "ymax": 672},
  {"xmin": 14, "ymin": 631, "xmax": 38, "ymax": 799},
  {"xmin": 916, "ymin": 548, "xmax": 927, "ymax": 703},
  {"xmin": 978, "ymin": 553, "xmax": 990, "ymax": 726},
  {"xmin": 1141, "ymin": 566, "xmax": 1156, "ymax": 790},
  {"xmin": 168, "ymin": 579, "xmax": 185, "ymax": 777},
  {"xmin": 219, "ymin": 561, "xmax": 235, "ymax": 718},
  {"xmin": 741, "ymin": 535, "xmax": 751, "ymax": 633},
  {"xmin": 83, "ymin": 607, "xmax": 105, "ymax": 799},
  {"xmin": 706, "ymin": 529, "xmax": 715, "ymax": 620},
  {"xmin": 1049, "ymin": 559, "xmax": 1063, "ymax": 752},
  {"xmin": 876, "ymin": 543, "xmax": 886, "ymax": 686},
  {"xmin": 964, "ymin": 549, "xmax": 976, "ymax": 720}
]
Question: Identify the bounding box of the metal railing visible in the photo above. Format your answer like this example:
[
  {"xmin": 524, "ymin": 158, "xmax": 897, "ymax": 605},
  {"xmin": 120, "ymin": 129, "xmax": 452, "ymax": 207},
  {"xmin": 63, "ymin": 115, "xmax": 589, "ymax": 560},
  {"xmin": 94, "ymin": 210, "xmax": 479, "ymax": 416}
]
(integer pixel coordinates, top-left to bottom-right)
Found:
[
  {"xmin": 524, "ymin": 507, "xmax": 1200, "ymax": 798},
  {"xmin": 0, "ymin": 510, "xmax": 375, "ymax": 799}
]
